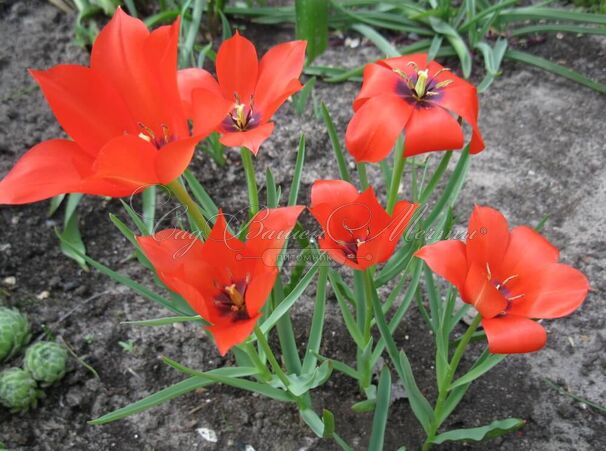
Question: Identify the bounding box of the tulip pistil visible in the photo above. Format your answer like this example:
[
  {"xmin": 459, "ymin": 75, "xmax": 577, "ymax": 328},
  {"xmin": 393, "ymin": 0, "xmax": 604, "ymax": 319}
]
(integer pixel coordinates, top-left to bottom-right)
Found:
[
  {"xmin": 393, "ymin": 63, "xmax": 453, "ymax": 102},
  {"xmin": 214, "ymin": 279, "xmax": 249, "ymax": 320},
  {"xmin": 486, "ymin": 266, "xmax": 525, "ymax": 312},
  {"xmin": 227, "ymin": 94, "xmax": 257, "ymax": 132},
  {"xmin": 137, "ymin": 122, "xmax": 175, "ymax": 148}
]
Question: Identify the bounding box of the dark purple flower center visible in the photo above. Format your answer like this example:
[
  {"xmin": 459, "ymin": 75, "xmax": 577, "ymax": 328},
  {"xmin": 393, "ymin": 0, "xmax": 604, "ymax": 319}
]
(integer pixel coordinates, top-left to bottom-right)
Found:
[{"xmin": 214, "ymin": 279, "xmax": 250, "ymax": 321}]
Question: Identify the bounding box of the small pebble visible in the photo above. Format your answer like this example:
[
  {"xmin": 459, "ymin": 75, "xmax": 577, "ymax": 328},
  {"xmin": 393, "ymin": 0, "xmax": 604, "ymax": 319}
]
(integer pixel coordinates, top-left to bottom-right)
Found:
[
  {"xmin": 36, "ymin": 290, "xmax": 50, "ymax": 300},
  {"xmin": 197, "ymin": 427, "xmax": 218, "ymax": 443},
  {"xmin": 2, "ymin": 276, "xmax": 16, "ymax": 286}
]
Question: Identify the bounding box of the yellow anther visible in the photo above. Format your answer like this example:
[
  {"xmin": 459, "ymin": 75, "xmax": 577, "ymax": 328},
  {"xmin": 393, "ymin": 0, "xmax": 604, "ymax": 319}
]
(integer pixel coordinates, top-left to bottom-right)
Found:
[{"xmin": 224, "ymin": 284, "xmax": 244, "ymax": 307}]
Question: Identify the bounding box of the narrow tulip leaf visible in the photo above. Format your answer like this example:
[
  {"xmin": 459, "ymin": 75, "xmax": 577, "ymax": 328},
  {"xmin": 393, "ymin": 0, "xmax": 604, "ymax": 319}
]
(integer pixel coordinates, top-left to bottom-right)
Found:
[
  {"xmin": 294, "ymin": 77, "xmax": 317, "ymax": 115},
  {"xmin": 265, "ymin": 168, "xmax": 279, "ymax": 208},
  {"xmin": 432, "ymin": 418, "xmax": 525, "ymax": 445},
  {"xmin": 58, "ymin": 232, "xmax": 188, "ymax": 315},
  {"xmin": 295, "ymin": 0, "xmax": 328, "ymax": 62},
  {"xmin": 450, "ymin": 353, "xmax": 506, "ymax": 390},
  {"xmin": 162, "ymin": 356, "xmax": 292, "ymax": 402},
  {"xmin": 59, "ymin": 211, "xmax": 87, "ymax": 270},
  {"xmin": 320, "ymin": 103, "xmax": 352, "ymax": 183},
  {"xmin": 314, "ymin": 353, "xmax": 359, "ymax": 380},
  {"xmin": 505, "ymin": 49, "xmax": 606, "ymax": 94},
  {"xmin": 511, "ymin": 24, "xmax": 606, "ymax": 37},
  {"xmin": 352, "ymin": 23, "xmax": 399, "ymax": 57},
  {"xmin": 179, "ymin": 0, "xmax": 205, "ymax": 67},
  {"xmin": 89, "ymin": 367, "xmax": 258, "ymax": 425},
  {"xmin": 352, "ymin": 399, "xmax": 376, "ymax": 413},
  {"xmin": 322, "ymin": 409, "xmax": 335, "ymax": 439},
  {"xmin": 286, "ymin": 360, "xmax": 332, "ymax": 396},
  {"xmin": 300, "ymin": 408, "xmax": 326, "ymax": 437},
  {"xmin": 428, "ymin": 17, "xmax": 472, "ymax": 78},
  {"xmin": 500, "ymin": 7, "xmax": 606, "ymax": 25},
  {"xmin": 328, "ymin": 271, "xmax": 366, "ymax": 349},
  {"xmin": 108, "ymin": 213, "xmax": 153, "ymax": 270},
  {"xmin": 368, "ymin": 367, "xmax": 392, "ymax": 451},
  {"xmin": 259, "ymin": 258, "xmax": 320, "ymax": 334},
  {"xmin": 122, "ymin": 315, "xmax": 203, "ymax": 327},
  {"xmin": 288, "ymin": 134, "xmax": 306, "ymax": 206},
  {"xmin": 302, "ymin": 265, "xmax": 328, "ymax": 373},
  {"xmin": 142, "ymin": 186, "xmax": 156, "ymax": 234},
  {"xmin": 183, "ymin": 169, "xmax": 219, "ymax": 219},
  {"xmin": 219, "ymin": 10, "xmax": 232, "ymax": 40},
  {"xmin": 119, "ymin": 199, "xmax": 149, "ymax": 235},
  {"xmin": 427, "ymin": 35, "xmax": 443, "ymax": 61},
  {"xmin": 48, "ymin": 194, "xmax": 65, "ymax": 216}
]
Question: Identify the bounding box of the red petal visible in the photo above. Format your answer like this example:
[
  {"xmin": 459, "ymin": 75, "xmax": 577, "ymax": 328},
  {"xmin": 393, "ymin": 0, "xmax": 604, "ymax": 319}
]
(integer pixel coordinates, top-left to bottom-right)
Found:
[
  {"xmin": 245, "ymin": 268, "xmax": 278, "ymax": 317},
  {"xmin": 91, "ymin": 9, "xmax": 185, "ymax": 138},
  {"xmin": 137, "ymin": 229, "xmax": 205, "ymax": 277},
  {"xmin": 482, "ymin": 315, "xmax": 547, "ymax": 354},
  {"xmin": 155, "ymin": 135, "xmax": 202, "ymax": 184},
  {"xmin": 403, "ymin": 106, "xmax": 464, "ymax": 157},
  {"xmin": 216, "ymin": 31, "xmax": 258, "ymax": 103},
  {"xmin": 416, "ymin": 240, "xmax": 468, "ymax": 291},
  {"xmin": 353, "ymin": 62, "xmax": 401, "ymax": 111},
  {"xmin": 201, "ymin": 211, "xmax": 247, "ymax": 282},
  {"xmin": 310, "ymin": 179, "xmax": 359, "ymax": 210},
  {"xmin": 317, "ymin": 236, "xmax": 367, "ymax": 271},
  {"xmin": 255, "ymin": 40, "xmax": 306, "ymax": 120},
  {"xmin": 463, "ymin": 262, "xmax": 508, "ymax": 319},
  {"xmin": 433, "ymin": 83, "xmax": 484, "ymax": 154},
  {"xmin": 207, "ymin": 315, "xmax": 260, "ymax": 356},
  {"xmin": 93, "ymin": 135, "xmax": 159, "ymax": 187},
  {"xmin": 30, "ymin": 65, "xmax": 137, "ymax": 155},
  {"xmin": 245, "ymin": 206, "xmax": 304, "ymax": 268},
  {"xmin": 466, "ymin": 205, "xmax": 510, "ymax": 275},
  {"xmin": 219, "ymin": 123, "xmax": 275, "ymax": 155},
  {"xmin": 509, "ymin": 263, "xmax": 589, "ymax": 319},
  {"xmin": 379, "ymin": 54, "xmax": 429, "ymax": 74},
  {"xmin": 191, "ymin": 88, "xmax": 234, "ymax": 138},
  {"xmin": 345, "ymin": 94, "xmax": 412, "ymax": 163},
  {"xmin": 177, "ymin": 68, "xmax": 222, "ymax": 118},
  {"xmin": 0, "ymin": 140, "xmax": 132, "ymax": 204},
  {"xmin": 501, "ymin": 225, "xmax": 559, "ymax": 278}
]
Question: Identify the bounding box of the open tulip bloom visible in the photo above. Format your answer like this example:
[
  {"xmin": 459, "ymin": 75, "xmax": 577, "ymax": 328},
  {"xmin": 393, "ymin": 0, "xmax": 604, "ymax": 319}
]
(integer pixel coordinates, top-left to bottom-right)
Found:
[
  {"xmin": 177, "ymin": 32, "xmax": 306, "ymax": 155},
  {"xmin": 416, "ymin": 206, "xmax": 589, "ymax": 354},
  {"xmin": 0, "ymin": 9, "xmax": 228, "ymax": 205},
  {"xmin": 346, "ymin": 53, "xmax": 484, "ymax": 163},
  {"xmin": 0, "ymin": 9, "xmax": 594, "ymax": 450}
]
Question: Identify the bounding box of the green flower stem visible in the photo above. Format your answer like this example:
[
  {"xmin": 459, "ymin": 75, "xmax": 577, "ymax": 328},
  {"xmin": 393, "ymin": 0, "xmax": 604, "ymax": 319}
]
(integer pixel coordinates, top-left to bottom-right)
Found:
[
  {"xmin": 386, "ymin": 136, "xmax": 406, "ymax": 214},
  {"xmin": 357, "ymin": 162, "xmax": 369, "ymax": 190},
  {"xmin": 422, "ymin": 314, "xmax": 483, "ymax": 451},
  {"xmin": 241, "ymin": 342, "xmax": 272, "ymax": 381},
  {"xmin": 165, "ymin": 179, "xmax": 211, "ymax": 238},
  {"xmin": 272, "ymin": 278, "xmax": 303, "ymax": 375},
  {"xmin": 254, "ymin": 325, "xmax": 291, "ymax": 389},
  {"xmin": 241, "ymin": 148, "xmax": 260, "ymax": 216}
]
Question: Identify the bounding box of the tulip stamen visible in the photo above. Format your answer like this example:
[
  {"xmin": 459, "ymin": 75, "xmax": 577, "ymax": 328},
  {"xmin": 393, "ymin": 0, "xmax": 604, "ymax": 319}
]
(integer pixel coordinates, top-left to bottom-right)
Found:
[
  {"xmin": 214, "ymin": 279, "xmax": 249, "ymax": 320},
  {"xmin": 394, "ymin": 64, "xmax": 454, "ymax": 102}
]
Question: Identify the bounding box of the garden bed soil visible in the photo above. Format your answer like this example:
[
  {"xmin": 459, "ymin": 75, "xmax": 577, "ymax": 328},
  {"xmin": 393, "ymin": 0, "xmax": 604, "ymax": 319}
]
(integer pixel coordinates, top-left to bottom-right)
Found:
[{"xmin": 0, "ymin": 2, "xmax": 605, "ymax": 450}]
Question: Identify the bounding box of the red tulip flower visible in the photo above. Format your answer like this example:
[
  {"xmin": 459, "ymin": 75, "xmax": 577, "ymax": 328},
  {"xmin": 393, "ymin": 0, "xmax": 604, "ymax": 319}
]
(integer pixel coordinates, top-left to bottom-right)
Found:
[
  {"xmin": 345, "ymin": 53, "xmax": 484, "ymax": 163},
  {"xmin": 309, "ymin": 180, "xmax": 418, "ymax": 271},
  {"xmin": 416, "ymin": 206, "xmax": 589, "ymax": 354},
  {"xmin": 177, "ymin": 32, "xmax": 306, "ymax": 155},
  {"xmin": 0, "ymin": 9, "xmax": 227, "ymax": 205},
  {"xmin": 137, "ymin": 207, "xmax": 303, "ymax": 355}
]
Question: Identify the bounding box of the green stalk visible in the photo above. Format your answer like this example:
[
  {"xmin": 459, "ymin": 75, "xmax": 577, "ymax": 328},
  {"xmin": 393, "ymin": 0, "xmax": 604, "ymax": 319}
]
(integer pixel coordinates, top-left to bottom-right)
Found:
[
  {"xmin": 357, "ymin": 162, "xmax": 369, "ymax": 190},
  {"xmin": 422, "ymin": 314, "xmax": 482, "ymax": 450},
  {"xmin": 165, "ymin": 179, "xmax": 211, "ymax": 238},
  {"xmin": 241, "ymin": 148, "xmax": 259, "ymax": 216},
  {"xmin": 386, "ymin": 136, "xmax": 406, "ymax": 214},
  {"xmin": 273, "ymin": 278, "xmax": 303, "ymax": 375},
  {"xmin": 254, "ymin": 325, "xmax": 291, "ymax": 389}
]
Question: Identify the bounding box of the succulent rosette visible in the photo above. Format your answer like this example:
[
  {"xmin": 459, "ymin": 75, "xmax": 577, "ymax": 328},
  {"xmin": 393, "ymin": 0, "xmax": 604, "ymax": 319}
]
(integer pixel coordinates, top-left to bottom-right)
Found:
[
  {"xmin": 0, "ymin": 368, "xmax": 44, "ymax": 413},
  {"xmin": 24, "ymin": 341, "xmax": 69, "ymax": 386},
  {"xmin": 0, "ymin": 307, "xmax": 32, "ymax": 362}
]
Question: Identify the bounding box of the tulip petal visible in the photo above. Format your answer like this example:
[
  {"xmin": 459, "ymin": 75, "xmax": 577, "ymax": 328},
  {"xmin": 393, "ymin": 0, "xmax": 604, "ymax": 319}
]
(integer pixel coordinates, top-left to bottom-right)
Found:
[
  {"xmin": 353, "ymin": 62, "xmax": 401, "ymax": 111},
  {"xmin": 30, "ymin": 65, "xmax": 137, "ymax": 156},
  {"xmin": 509, "ymin": 263, "xmax": 589, "ymax": 319},
  {"xmin": 378, "ymin": 54, "xmax": 429, "ymax": 75},
  {"xmin": 403, "ymin": 105, "xmax": 464, "ymax": 157},
  {"xmin": 255, "ymin": 40, "xmax": 306, "ymax": 120},
  {"xmin": 208, "ymin": 315, "xmax": 260, "ymax": 356},
  {"xmin": 177, "ymin": 68, "xmax": 222, "ymax": 118},
  {"xmin": 190, "ymin": 88, "xmax": 234, "ymax": 138},
  {"xmin": 156, "ymin": 135, "xmax": 202, "ymax": 185},
  {"xmin": 93, "ymin": 135, "xmax": 159, "ymax": 187},
  {"xmin": 483, "ymin": 315, "xmax": 547, "ymax": 354},
  {"xmin": 216, "ymin": 31, "xmax": 258, "ymax": 103},
  {"xmin": 0, "ymin": 140, "xmax": 132, "ymax": 204},
  {"xmin": 137, "ymin": 229, "xmax": 205, "ymax": 276},
  {"xmin": 345, "ymin": 94, "xmax": 412, "ymax": 163},
  {"xmin": 501, "ymin": 226, "xmax": 559, "ymax": 278},
  {"xmin": 245, "ymin": 269, "xmax": 278, "ymax": 317},
  {"xmin": 317, "ymin": 236, "xmax": 366, "ymax": 271},
  {"xmin": 466, "ymin": 205, "xmax": 510, "ymax": 274},
  {"xmin": 219, "ymin": 122, "xmax": 275, "ymax": 155},
  {"xmin": 463, "ymin": 262, "xmax": 508, "ymax": 319},
  {"xmin": 416, "ymin": 240, "xmax": 468, "ymax": 291},
  {"xmin": 310, "ymin": 180, "xmax": 359, "ymax": 209},
  {"xmin": 433, "ymin": 83, "xmax": 484, "ymax": 154}
]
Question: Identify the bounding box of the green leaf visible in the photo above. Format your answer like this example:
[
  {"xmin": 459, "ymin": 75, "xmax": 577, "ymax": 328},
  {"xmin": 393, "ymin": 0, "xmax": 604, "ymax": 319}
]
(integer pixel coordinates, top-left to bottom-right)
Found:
[
  {"xmin": 89, "ymin": 367, "xmax": 258, "ymax": 425},
  {"xmin": 328, "ymin": 270, "xmax": 366, "ymax": 349},
  {"xmin": 501, "ymin": 7, "xmax": 606, "ymax": 25},
  {"xmin": 48, "ymin": 194, "xmax": 65, "ymax": 216},
  {"xmin": 352, "ymin": 23, "xmax": 399, "ymax": 57},
  {"xmin": 219, "ymin": 10, "xmax": 232, "ymax": 40},
  {"xmin": 322, "ymin": 409, "xmax": 335, "ymax": 439},
  {"xmin": 352, "ymin": 399, "xmax": 376, "ymax": 413},
  {"xmin": 397, "ymin": 351, "xmax": 435, "ymax": 433},
  {"xmin": 511, "ymin": 23, "xmax": 606, "ymax": 37},
  {"xmin": 286, "ymin": 360, "xmax": 332, "ymax": 396},
  {"xmin": 368, "ymin": 367, "xmax": 392, "ymax": 451},
  {"xmin": 259, "ymin": 258, "xmax": 320, "ymax": 334},
  {"xmin": 302, "ymin": 265, "xmax": 328, "ymax": 373},
  {"xmin": 142, "ymin": 186, "xmax": 156, "ymax": 234},
  {"xmin": 432, "ymin": 418, "xmax": 525, "ymax": 445},
  {"xmin": 288, "ymin": 134, "xmax": 306, "ymax": 206},
  {"xmin": 300, "ymin": 408, "xmax": 326, "ymax": 437},
  {"xmin": 59, "ymin": 210, "xmax": 87, "ymax": 270},
  {"xmin": 505, "ymin": 49, "xmax": 606, "ymax": 94},
  {"xmin": 294, "ymin": 77, "xmax": 317, "ymax": 115},
  {"xmin": 122, "ymin": 315, "xmax": 204, "ymax": 327},
  {"xmin": 428, "ymin": 17, "xmax": 472, "ymax": 78},
  {"xmin": 119, "ymin": 199, "xmax": 149, "ymax": 235},
  {"xmin": 179, "ymin": 0, "xmax": 205, "ymax": 67},
  {"xmin": 320, "ymin": 103, "xmax": 352, "ymax": 183},
  {"xmin": 183, "ymin": 169, "xmax": 219, "ymax": 219},
  {"xmin": 295, "ymin": 0, "xmax": 328, "ymax": 62},
  {"xmin": 449, "ymin": 353, "xmax": 505, "ymax": 389},
  {"xmin": 427, "ymin": 35, "xmax": 443, "ymax": 61},
  {"xmin": 265, "ymin": 168, "xmax": 279, "ymax": 209}
]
